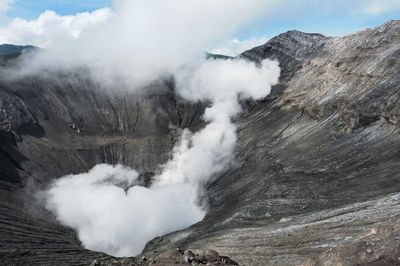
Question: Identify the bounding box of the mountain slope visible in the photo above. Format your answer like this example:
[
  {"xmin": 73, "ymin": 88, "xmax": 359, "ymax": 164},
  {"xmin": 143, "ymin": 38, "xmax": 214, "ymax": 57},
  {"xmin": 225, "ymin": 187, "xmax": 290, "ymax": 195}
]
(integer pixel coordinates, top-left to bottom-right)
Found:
[{"xmin": 144, "ymin": 20, "xmax": 400, "ymax": 265}]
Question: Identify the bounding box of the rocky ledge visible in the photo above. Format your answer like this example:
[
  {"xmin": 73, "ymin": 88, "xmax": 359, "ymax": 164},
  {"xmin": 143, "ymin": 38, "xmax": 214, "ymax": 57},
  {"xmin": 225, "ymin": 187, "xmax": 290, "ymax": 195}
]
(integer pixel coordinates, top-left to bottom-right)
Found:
[{"xmin": 90, "ymin": 249, "xmax": 238, "ymax": 266}]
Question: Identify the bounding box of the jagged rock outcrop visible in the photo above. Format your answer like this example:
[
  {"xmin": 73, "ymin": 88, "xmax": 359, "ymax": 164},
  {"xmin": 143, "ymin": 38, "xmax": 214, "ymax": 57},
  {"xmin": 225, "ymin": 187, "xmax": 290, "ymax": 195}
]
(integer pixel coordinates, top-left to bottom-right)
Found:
[{"xmin": 0, "ymin": 20, "xmax": 399, "ymax": 265}]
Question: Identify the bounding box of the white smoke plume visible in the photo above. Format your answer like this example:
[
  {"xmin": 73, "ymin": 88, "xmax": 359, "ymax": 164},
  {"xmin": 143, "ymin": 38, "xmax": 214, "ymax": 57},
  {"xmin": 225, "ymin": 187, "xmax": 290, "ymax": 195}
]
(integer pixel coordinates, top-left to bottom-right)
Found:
[
  {"xmin": 44, "ymin": 164, "xmax": 205, "ymax": 256},
  {"xmin": 157, "ymin": 59, "xmax": 281, "ymax": 188},
  {"xmin": 1, "ymin": 0, "xmax": 279, "ymax": 87},
  {"xmin": 44, "ymin": 58, "xmax": 280, "ymax": 256}
]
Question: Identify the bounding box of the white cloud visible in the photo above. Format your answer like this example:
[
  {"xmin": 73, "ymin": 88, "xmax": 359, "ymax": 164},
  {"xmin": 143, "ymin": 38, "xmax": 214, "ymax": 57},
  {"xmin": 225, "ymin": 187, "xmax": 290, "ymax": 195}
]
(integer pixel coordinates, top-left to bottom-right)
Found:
[
  {"xmin": 0, "ymin": 0, "xmax": 397, "ymax": 49},
  {"xmin": 0, "ymin": 0, "xmax": 280, "ymax": 87},
  {"xmin": 361, "ymin": 0, "xmax": 400, "ymax": 15},
  {"xmin": 0, "ymin": 0, "xmax": 13, "ymax": 23},
  {"xmin": 0, "ymin": 0, "xmax": 13, "ymax": 14},
  {"xmin": 212, "ymin": 37, "xmax": 269, "ymax": 57},
  {"xmin": 0, "ymin": 8, "xmax": 112, "ymax": 46}
]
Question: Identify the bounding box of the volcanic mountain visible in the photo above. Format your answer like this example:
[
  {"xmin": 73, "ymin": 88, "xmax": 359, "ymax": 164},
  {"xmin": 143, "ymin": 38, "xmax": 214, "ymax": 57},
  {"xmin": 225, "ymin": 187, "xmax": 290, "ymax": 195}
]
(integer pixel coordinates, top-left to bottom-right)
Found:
[{"xmin": 0, "ymin": 20, "xmax": 399, "ymax": 265}]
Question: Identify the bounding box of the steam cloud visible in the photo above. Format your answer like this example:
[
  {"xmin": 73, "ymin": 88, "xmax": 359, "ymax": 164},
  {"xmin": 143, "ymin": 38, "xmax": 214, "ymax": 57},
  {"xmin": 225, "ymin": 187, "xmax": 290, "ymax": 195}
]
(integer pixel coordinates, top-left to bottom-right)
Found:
[
  {"xmin": 44, "ymin": 58, "xmax": 280, "ymax": 256},
  {"xmin": 20, "ymin": 0, "xmax": 282, "ymax": 257},
  {"xmin": 45, "ymin": 164, "xmax": 205, "ymax": 256}
]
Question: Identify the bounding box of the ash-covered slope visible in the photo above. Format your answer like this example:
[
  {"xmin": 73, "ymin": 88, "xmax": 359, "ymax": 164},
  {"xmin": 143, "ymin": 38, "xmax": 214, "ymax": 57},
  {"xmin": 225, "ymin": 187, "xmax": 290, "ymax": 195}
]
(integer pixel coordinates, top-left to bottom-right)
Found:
[
  {"xmin": 144, "ymin": 20, "xmax": 400, "ymax": 265},
  {"xmin": 0, "ymin": 20, "xmax": 399, "ymax": 265},
  {"xmin": 0, "ymin": 68, "xmax": 205, "ymax": 265}
]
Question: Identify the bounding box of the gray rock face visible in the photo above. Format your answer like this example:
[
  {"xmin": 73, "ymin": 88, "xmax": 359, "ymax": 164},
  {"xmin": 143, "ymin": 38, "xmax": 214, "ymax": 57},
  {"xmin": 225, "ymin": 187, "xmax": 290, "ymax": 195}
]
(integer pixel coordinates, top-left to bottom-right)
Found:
[
  {"xmin": 0, "ymin": 20, "xmax": 400, "ymax": 265},
  {"xmin": 144, "ymin": 20, "xmax": 400, "ymax": 265},
  {"xmin": 0, "ymin": 70, "xmax": 205, "ymax": 265}
]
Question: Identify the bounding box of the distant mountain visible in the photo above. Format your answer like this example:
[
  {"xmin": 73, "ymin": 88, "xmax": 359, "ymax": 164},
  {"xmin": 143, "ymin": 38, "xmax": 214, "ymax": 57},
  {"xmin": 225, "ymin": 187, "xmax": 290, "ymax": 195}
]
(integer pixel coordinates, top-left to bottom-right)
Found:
[{"xmin": 0, "ymin": 44, "xmax": 38, "ymax": 55}]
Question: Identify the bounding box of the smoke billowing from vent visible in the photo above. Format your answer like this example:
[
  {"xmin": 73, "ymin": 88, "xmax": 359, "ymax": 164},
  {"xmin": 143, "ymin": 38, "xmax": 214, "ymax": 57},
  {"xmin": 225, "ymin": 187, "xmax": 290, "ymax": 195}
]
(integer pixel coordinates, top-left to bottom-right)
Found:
[
  {"xmin": 28, "ymin": 0, "xmax": 281, "ymax": 257},
  {"xmin": 44, "ymin": 164, "xmax": 205, "ymax": 256},
  {"xmin": 44, "ymin": 59, "xmax": 280, "ymax": 256}
]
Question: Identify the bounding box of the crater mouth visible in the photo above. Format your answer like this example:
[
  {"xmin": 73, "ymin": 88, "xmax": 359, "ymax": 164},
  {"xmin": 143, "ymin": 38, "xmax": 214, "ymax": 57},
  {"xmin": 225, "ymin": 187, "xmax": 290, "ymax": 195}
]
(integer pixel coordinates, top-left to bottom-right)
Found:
[
  {"xmin": 43, "ymin": 163, "xmax": 207, "ymax": 257},
  {"xmin": 0, "ymin": 68, "xmax": 209, "ymax": 260},
  {"xmin": 32, "ymin": 57, "xmax": 281, "ymax": 257}
]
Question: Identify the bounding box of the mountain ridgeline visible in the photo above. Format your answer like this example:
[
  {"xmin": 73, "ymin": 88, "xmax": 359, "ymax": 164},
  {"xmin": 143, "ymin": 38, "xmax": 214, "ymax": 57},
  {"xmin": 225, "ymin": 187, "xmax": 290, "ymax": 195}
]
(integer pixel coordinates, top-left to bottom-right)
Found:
[{"xmin": 0, "ymin": 44, "xmax": 38, "ymax": 55}]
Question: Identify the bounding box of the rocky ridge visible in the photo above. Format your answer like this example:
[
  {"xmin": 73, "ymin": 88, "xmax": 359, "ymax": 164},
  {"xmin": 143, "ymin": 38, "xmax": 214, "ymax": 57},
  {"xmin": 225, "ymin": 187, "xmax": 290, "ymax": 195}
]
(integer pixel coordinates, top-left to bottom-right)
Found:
[{"xmin": 88, "ymin": 249, "xmax": 238, "ymax": 266}]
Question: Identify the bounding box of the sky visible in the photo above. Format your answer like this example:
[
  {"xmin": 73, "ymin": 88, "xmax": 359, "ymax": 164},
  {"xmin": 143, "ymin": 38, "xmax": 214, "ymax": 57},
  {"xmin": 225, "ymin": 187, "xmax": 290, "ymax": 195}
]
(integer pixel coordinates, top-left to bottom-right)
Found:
[
  {"xmin": 0, "ymin": 0, "xmax": 399, "ymax": 56},
  {"xmin": 6, "ymin": 0, "xmax": 112, "ymax": 20}
]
